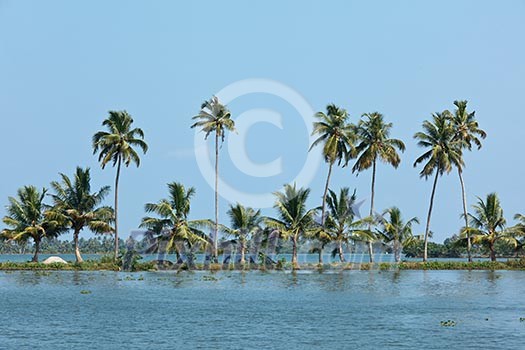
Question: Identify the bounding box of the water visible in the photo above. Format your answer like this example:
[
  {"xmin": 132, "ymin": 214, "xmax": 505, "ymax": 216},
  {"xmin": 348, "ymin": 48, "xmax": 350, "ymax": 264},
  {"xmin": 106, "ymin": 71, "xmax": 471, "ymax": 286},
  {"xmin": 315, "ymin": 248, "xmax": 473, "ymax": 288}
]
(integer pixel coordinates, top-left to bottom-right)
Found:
[{"xmin": 1, "ymin": 270, "xmax": 524, "ymax": 349}]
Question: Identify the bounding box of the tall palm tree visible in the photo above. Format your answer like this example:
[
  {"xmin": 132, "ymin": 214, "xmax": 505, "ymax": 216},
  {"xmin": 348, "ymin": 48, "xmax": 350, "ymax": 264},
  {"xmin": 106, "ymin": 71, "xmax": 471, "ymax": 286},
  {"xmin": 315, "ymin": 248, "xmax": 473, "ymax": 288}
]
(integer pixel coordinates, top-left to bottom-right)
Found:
[
  {"xmin": 191, "ymin": 96, "xmax": 236, "ymax": 262},
  {"xmin": 377, "ymin": 207, "xmax": 419, "ymax": 262},
  {"xmin": 265, "ymin": 183, "xmax": 316, "ymax": 270},
  {"xmin": 140, "ymin": 182, "xmax": 209, "ymax": 264},
  {"xmin": 310, "ymin": 104, "xmax": 355, "ymax": 226},
  {"xmin": 352, "ymin": 112, "xmax": 405, "ymax": 262},
  {"xmin": 224, "ymin": 203, "xmax": 263, "ymax": 265},
  {"xmin": 467, "ymin": 193, "xmax": 513, "ymax": 261},
  {"xmin": 48, "ymin": 167, "xmax": 114, "ymax": 263},
  {"xmin": 92, "ymin": 110, "xmax": 148, "ymax": 260},
  {"xmin": 448, "ymin": 100, "xmax": 486, "ymax": 262},
  {"xmin": 414, "ymin": 112, "xmax": 463, "ymax": 261},
  {"xmin": 324, "ymin": 188, "xmax": 373, "ymax": 262},
  {"xmin": 1, "ymin": 186, "xmax": 64, "ymax": 262}
]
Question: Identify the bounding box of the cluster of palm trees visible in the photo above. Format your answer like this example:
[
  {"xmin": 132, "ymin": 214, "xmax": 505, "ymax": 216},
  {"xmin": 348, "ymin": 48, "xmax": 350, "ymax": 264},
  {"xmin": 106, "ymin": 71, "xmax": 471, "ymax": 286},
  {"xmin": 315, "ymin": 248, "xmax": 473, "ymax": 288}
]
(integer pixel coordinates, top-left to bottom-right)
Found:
[
  {"xmin": 2, "ymin": 97, "xmax": 524, "ymax": 266},
  {"xmin": 1, "ymin": 111, "xmax": 147, "ymax": 263}
]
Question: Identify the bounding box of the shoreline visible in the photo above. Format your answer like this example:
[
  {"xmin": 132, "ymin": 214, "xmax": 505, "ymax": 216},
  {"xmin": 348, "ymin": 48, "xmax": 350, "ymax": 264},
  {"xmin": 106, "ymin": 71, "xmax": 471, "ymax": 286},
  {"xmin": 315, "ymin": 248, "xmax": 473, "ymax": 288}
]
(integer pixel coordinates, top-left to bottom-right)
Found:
[{"xmin": 2, "ymin": 260, "xmax": 525, "ymax": 272}]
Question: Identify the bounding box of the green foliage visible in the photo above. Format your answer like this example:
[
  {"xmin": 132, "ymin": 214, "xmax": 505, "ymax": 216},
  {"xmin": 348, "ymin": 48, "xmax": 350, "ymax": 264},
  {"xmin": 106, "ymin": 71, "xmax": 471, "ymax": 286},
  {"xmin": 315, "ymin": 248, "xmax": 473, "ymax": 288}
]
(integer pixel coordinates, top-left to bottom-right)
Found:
[
  {"xmin": 265, "ymin": 184, "xmax": 317, "ymax": 269},
  {"xmin": 467, "ymin": 193, "xmax": 515, "ymax": 261},
  {"xmin": 140, "ymin": 182, "xmax": 210, "ymax": 256},
  {"xmin": 377, "ymin": 207, "xmax": 418, "ymax": 262},
  {"xmin": 440, "ymin": 320, "xmax": 456, "ymax": 327},
  {"xmin": 92, "ymin": 111, "xmax": 148, "ymax": 169},
  {"xmin": 352, "ymin": 112, "xmax": 405, "ymax": 172},
  {"xmin": 310, "ymin": 104, "xmax": 355, "ymax": 165},
  {"xmin": 1, "ymin": 186, "xmax": 66, "ymax": 262}
]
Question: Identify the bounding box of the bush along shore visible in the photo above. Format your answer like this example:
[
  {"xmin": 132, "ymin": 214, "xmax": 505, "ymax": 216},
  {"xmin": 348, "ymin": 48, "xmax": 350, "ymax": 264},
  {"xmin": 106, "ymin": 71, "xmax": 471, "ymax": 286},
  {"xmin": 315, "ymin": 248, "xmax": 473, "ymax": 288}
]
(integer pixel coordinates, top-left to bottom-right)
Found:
[{"xmin": 2, "ymin": 258, "xmax": 525, "ymax": 272}]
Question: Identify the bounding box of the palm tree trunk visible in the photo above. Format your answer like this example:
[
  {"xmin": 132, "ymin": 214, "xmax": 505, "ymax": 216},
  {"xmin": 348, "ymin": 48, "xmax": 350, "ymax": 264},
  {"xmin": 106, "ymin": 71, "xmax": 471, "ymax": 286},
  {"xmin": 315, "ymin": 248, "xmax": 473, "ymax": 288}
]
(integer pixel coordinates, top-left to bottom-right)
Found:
[
  {"xmin": 318, "ymin": 162, "xmax": 333, "ymax": 266},
  {"xmin": 74, "ymin": 228, "xmax": 83, "ymax": 263},
  {"xmin": 213, "ymin": 132, "xmax": 219, "ymax": 263},
  {"xmin": 114, "ymin": 155, "xmax": 122, "ymax": 260},
  {"xmin": 367, "ymin": 159, "xmax": 377, "ymax": 263},
  {"xmin": 458, "ymin": 168, "xmax": 472, "ymax": 262},
  {"xmin": 321, "ymin": 162, "xmax": 333, "ymax": 225},
  {"xmin": 32, "ymin": 237, "xmax": 40, "ymax": 263},
  {"xmin": 424, "ymin": 171, "xmax": 440, "ymax": 262},
  {"xmin": 240, "ymin": 240, "xmax": 246, "ymax": 265},
  {"xmin": 338, "ymin": 240, "xmax": 346, "ymax": 262},
  {"xmin": 489, "ymin": 240, "xmax": 496, "ymax": 261},
  {"xmin": 394, "ymin": 240, "xmax": 400, "ymax": 262},
  {"xmin": 292, "ymin": 235, "xmax": 300, "ymax": 270}
]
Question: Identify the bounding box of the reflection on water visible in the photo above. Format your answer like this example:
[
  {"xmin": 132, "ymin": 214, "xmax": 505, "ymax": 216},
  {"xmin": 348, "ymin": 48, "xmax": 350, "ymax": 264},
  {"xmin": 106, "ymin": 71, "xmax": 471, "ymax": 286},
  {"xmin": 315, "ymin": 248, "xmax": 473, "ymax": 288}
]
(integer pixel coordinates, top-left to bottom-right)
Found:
[{"xmin": 1, "ymin": 270, "xmax": 525, "ymax": 349}]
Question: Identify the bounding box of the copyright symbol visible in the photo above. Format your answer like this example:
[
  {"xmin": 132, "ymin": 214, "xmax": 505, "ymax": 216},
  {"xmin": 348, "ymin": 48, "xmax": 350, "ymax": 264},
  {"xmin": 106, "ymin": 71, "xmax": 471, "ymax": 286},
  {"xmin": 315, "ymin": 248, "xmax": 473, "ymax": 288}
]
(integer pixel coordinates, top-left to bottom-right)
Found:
[{"xmin": 194, "ymin": 78, "xmax": 322, "ymax": 208}]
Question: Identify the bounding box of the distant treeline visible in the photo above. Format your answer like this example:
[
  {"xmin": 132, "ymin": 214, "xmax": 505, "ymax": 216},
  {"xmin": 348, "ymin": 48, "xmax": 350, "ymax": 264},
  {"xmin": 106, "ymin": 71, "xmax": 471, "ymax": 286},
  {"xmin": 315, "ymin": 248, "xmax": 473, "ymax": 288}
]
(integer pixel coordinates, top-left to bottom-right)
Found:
[
  {"xmin": 0, "ymin": 236, "xmax": 122, "ymax": 255},
  {"xmin": 0, "ymin": 234, "xmax": 522, "ymax": 260}
]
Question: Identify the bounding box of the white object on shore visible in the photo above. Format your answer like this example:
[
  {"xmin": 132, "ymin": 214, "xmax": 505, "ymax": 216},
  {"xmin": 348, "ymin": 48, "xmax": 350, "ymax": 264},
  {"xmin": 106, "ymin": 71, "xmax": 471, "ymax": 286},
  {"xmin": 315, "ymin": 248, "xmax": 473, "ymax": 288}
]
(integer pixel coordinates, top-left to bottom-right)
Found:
[{"xmin": 42, "ymin": 256, "xmax": 68, "ymax": 265}]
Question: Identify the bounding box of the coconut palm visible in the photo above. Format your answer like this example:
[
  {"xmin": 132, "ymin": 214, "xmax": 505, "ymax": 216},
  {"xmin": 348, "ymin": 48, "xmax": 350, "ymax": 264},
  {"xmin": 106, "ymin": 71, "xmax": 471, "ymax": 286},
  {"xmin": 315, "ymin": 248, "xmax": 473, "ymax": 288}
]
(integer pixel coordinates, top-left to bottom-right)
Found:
[
  {"xmin": 191, "ymin": 96, "xmax": 236, "ymax": 262},
  {"xmin": 265, "ymin": 183, "xmax": 316, "ymax": 270},
  {"xmin": 310, "ymin": 104, "xmax": 355, "ymax": 226},
  {"xmin": 92, "ymin": 110, "xmax": 148, "ymax": 260},
  {"xmin": 1, "ymin": 186, "xmax": 64, "ymax": 262},
  {"xmin": 324, "ymin": 188, "xmax": 374, "ymax": 262},
  {"xmin": 448, "ymin": 100, "xmax": 486, "ymax": 262},
  {"xmin": 377, "ymin": 207, "xmax": 419, "ymax": 262},
  {"xmin": 140, "ymin": 182, "xmax": 209, "ymax": 264},
  {"xmin": 224, "ymin": 203, "xmax": 262, "ymax": 265},
  {"xmin": 511, "ymin": 214, "xmax": 525, "ymax": 257},
  {"xmin": 414, "ymin": 112, "xmax": 463, "ymax": 261},
  {"xmin": 467, "ymin": 193, "xmax": 514, "ymax": 261},
  {"xmin": 48, "ymin": 167, "xmax": 114, "ymax": 263},
  {"xmin": 352, "ymin": 112, "xmax": 406, "ymax": 262}
]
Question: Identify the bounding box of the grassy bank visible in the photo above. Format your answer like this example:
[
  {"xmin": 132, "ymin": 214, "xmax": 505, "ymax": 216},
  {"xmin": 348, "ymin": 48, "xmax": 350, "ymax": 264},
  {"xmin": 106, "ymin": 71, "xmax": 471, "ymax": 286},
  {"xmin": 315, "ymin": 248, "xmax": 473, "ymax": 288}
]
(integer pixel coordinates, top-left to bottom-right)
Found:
[{"xmin": 2, "ymin": 259, "xmax": 525, "ymax": 272}]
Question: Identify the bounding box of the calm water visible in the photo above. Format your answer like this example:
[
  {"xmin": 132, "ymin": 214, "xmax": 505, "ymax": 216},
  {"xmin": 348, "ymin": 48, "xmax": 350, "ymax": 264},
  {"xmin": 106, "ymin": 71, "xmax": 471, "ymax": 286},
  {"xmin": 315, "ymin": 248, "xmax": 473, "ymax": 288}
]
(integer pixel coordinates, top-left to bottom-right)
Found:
[{"xmin": 1, "ymin": 270, "xmax": 524, "ymax": 349}]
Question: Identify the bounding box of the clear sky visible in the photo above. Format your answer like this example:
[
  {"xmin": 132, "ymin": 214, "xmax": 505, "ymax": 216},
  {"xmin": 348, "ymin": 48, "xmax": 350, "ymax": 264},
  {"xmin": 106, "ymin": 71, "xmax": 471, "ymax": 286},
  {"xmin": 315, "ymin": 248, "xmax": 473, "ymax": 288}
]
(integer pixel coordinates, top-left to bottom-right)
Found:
[{"xmin": 1, "ymin": 0, "xmax": 524, "ymax": 243}]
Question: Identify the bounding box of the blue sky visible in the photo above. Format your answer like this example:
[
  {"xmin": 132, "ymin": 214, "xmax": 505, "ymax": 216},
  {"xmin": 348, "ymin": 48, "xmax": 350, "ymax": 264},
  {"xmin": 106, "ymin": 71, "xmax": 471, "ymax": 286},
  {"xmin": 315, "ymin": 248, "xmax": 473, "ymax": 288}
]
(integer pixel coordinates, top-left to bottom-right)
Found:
[{"xmin": 1, "ymin": 0, "xmax": 524, "ymax": 243}]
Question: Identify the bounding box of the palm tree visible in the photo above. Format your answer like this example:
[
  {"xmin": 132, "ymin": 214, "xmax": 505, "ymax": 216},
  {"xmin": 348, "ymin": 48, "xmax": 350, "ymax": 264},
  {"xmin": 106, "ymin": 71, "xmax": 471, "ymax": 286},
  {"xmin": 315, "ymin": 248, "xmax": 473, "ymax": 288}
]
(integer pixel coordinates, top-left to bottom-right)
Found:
[
  {"xmin": 140, "ymin": 182, "xmax": 209, "ymax": 264},
  {"xmin": 324, "ymin": 188, "xmax": 373, "ymax": 262},
  {"xmin": 265, "ymin": 183, "xmax": 316, "ymax": 270},
  {"xmin": 448, "ymin": 100, "xmax": 486, "ymax": 262},
  {"xmin": 353, "ymin": 112, "xmax": 405, "ymax": 262},
  {"xmin": 191, "ymin": 96, "xmax": 236, "ymax": 262},
  {"xmin": 310, "ymin": 104, "xmax": 355, "ymax": 226},
  {"xmin": 511, "ymin": 214, "xmax": 525, "ymax": 257},
  {"xmin": 414, "ymin": 112, "xmax": 463, "ymax": 261},
  {"xmin": 92, "ymin": 110, "xmax": 148, "ymax": 260},
  {"xmin": 1, "ymin": 186, "xmax": 64, "ymax": 262},
  {"xmin": 48, "ymin": 167, "xmax": 114, "ymax": 263},
  {"xmin": 467, "ymin": 193, "xmax": 513, "ymax": 261},
  {"xmin": 224, "ymin": 203, "xmax": 263, "ymax": 265},
  {"xmin": 377, "ymin": 207, "xmax": 419, "ymax": 262}
]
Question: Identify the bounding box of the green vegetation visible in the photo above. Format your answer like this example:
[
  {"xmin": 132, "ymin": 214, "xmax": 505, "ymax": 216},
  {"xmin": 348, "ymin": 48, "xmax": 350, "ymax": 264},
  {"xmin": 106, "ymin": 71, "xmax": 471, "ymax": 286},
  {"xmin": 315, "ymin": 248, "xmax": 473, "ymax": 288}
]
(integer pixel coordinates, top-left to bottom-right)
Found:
[
  {"xmin": 322, "ymin": 188, "xmax": 372, "ymax": 262},
  {"xmin": 48, "ymin": 167, "xmax": 113, "ymax": 263},
  {"xmin": 1, "ymin": 98, "xmax": 524, "ymax": 271},
  {"xmin": 377, "ymin": 207, "xmax": 419, "ymax": 262},
  {"xmin": 449, "ymin": 100, "xmax": 486, "ymax": 262},
  {"xmin": 140, "ymin": 182, "xmax": 209, "ymax": 265},
  {"xmin": 352, "ymin": 112, "xmax": 405, "ymax": 262},
  {"xmin": 467, "ymin": 193, "xmax": 515, "ymax": 261},
  {"xmin": 191, "ymin": 96, "xmax": 236, "ymax": 262},
  {"xmin": 1, "ymin": 186, "xmax": 65, "ymax": 262},
  {"xmin": 414, "ymin": 112, "xmax": 463, "ymax": 262},
  {"xmin": 266, "ymin": 184, "xmax": 316, "ymax": 270},
  {"xmin": 92, "ymin": 110, "xmax": 148, "ymax": 260},
  {"xmin": 223, "ymin": 203, "xmax": 263, "ymax": 265}
]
